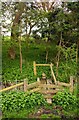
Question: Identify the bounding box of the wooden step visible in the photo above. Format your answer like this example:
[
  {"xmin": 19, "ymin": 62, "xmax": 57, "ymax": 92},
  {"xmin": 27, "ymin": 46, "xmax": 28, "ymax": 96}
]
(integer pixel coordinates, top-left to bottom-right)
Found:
[
  {"xmin": 40, "ymin": 90, "xmax": 58, "ymax": 94},
  {"xmin": 44, "ymin": 95, "xmax": 53, "ymax": 99}
]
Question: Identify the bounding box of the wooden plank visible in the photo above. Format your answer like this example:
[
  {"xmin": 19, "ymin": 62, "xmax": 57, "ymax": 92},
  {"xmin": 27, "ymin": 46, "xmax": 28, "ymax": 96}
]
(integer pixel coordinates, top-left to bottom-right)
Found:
[
  {"xmin": 39, "ymin": 84, "xmax": 59, "ymax": 88},
  {"xmin": 39, "ymin": 84, "xmax": 64, "ymax": 91},
  {"xmin": 36, "ymin": 64, "xmax": 53, "ymax": 66},
  {"xmin": 27, "ymin": 81, "xmax": 40, "ymax": 89},
  {"xmin": 57, "ymin": 81, "xmax": 70, "ymax": 87},
  {"xmin": 40, "ymin": 90, "xmax": 58, "ymax": 94},
  {"xmin": 28, "ymin": 88, "xmax": 40, "ymax": 93},
  {"xmin": 50, "ymin": 63, "xmax": 57, "ymax": 84},
  {"xmin": 44, "ymin": 95, "xmax": 53, "ymax": 99},
  {"xmin": 37, "ymin": 77, "xmax": 40, "ymax": 82},
  {"xmin": 0, "ymin": 82, "xmax": 24, "ymax": 92}
]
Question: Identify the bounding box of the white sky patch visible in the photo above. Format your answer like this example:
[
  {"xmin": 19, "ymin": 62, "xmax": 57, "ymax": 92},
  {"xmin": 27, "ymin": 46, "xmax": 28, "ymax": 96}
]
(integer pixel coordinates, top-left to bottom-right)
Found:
[
  {"xmin": 5, "ymin": 19, "xmax": 11, "ymax": 24},
  {"xmin": 1, "ymin": 0, "xmax": 79, "ymax": 2}
]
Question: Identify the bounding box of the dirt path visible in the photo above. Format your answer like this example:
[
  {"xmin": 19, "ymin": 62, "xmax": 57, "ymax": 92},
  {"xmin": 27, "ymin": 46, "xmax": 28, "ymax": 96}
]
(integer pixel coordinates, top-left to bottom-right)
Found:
[
  {"xmin": 28, "ymin": 107, "xmax": 61, "ymax": 119},
  {"xmin": 28, "ymin": 107, "xmax": 78, "ymax": 119}
]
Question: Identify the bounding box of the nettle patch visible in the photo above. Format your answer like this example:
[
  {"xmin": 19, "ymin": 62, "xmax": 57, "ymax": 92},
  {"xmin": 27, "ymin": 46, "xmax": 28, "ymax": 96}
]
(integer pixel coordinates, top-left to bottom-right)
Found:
[
  {"xmin": 1, "ymin": 91, "xmax": 47, "ymax": 112},
  {"xmin": 52, "ymin": 91, "xmax": 78, "ymax": 110}
]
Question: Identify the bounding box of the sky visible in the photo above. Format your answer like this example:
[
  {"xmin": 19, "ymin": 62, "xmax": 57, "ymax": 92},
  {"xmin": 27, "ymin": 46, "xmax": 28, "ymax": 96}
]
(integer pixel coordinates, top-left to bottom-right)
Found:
[{"xmin": 1, "ymin": 0, "xmax": 78, "ymax": 2}]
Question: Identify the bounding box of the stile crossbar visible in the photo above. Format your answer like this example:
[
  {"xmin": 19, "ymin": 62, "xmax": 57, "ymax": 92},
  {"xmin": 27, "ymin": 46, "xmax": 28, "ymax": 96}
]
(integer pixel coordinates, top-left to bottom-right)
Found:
[
  {"xmin": 33, "ymin": 61, "xmax": 53, "ymax": 76},
  {"xmin": 33, "ymin": 61, "xmax": 57, "ymax": 84}
]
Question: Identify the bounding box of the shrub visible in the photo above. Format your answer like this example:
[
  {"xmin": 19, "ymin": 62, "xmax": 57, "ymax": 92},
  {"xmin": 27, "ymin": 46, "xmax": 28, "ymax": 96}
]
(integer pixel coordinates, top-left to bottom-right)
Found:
[
  {"xmin": 52, "ymin": 91, "xmax": 77, "ymax": 110},
  {"xmin": 1, "ymin": 91, "xmax": 46, "ymax": 112}
]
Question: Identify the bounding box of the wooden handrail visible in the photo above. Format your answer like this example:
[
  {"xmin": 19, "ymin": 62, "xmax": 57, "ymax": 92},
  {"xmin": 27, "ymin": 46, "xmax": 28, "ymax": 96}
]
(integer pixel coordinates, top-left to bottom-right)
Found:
[
  {"xmin": 50, "ymin": 63, "xmax": 57, "ymax": 84},
  {"xmin": 0, "ymin": 81, "xmax": 40, "ymax": 93},
  {"xmin": 36, "ymin": 64, "xmax": 53, "ymax": 66},
  {"xmin": 57, "ymin": 81, "xmax": 70, "ymax": 87},
  {"xmin": 0, "ymin": 82, "xmax": 24, "ymax": 92}
]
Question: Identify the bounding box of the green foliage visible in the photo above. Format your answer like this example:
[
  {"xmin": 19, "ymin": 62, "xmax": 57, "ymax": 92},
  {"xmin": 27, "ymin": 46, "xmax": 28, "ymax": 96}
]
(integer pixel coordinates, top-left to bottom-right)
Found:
[
  {"xmin": 2, "ymin": 40, "xmax": 77, "ymax": 84},
  {"xmin": 36, "ymin": 66, "xmax": 51, "ymax": 78},
  {"xmin": 40, "ymin": 114, "xmax": 61, "ymax": 119},
  {"xmin": 56, "ymin": 44, "xmax": 77, "ymax": 83},
  {"xmin": 2, "ymin": 41, "xmax": 57, "ymax": 83},
  {"xmin": 52, "ymin": 91, "xmax": 77, "ymax": 110},
  {"xmin": 2, "ymin": 108, "xmax": 38, "ymax": 118},
  {"xmin": 1, "ymin": 91, "xmax": 46, "ymax": 112}
]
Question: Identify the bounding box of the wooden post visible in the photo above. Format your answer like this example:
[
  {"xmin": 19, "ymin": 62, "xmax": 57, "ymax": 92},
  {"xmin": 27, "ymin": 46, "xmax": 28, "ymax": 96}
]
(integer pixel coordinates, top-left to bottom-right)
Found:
[
  {"xmin": 50, "ymin": 63, "xmax": 57, "ymax": 84},
  {"xmin": 15, "ymin": 79, "xmax": 17, "ymax": 90},
  {"xmin": 33, "ymin": 61, "xmax": 37, "ymax": 76},
  {"xmin": 70, "ymin": 76, "xmax": 74, "ymax": 93},
  {"xmin": 24, "ymin": 79, "xmax": 28, "ymax": 92},
  {"xmin": 37, "ymin": 77, "xmax": 40, "ymax": 82}
]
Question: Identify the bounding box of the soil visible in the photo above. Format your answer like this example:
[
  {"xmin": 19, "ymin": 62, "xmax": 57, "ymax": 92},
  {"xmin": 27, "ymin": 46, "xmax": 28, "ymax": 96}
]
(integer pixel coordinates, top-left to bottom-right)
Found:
[
  {"xmin": 28, "ymin": 106, "xmax": 78, "ymax": 119},
  {"xmin": 28, "ymin": 106, "xmax": 61, "ymax": 118}
]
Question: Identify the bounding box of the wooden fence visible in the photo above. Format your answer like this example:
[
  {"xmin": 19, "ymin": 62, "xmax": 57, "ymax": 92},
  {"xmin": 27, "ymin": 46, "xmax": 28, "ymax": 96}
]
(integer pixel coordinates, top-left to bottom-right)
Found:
[
  {"xmin": 0, "ymin": 80, "xmax": 40, "ymax": 93},
  {"xmin": 0, "ymin": 77, "xmax": 74, "ymax": 99}
]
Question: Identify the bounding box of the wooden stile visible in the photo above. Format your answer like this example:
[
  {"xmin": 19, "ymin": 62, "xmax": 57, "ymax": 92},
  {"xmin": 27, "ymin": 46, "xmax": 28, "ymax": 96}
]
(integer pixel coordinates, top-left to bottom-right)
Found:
[{"xmin": 33, "ymin": 61, "xmax": 53, "ymax": 76}]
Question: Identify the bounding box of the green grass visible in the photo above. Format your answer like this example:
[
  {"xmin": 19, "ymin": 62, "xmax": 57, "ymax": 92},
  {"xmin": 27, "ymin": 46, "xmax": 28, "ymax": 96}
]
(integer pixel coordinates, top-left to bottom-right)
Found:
[
  {"xmin": 40, "ymin": 114, "xmax": 61, "ymax": 119},
  {"xmin": 2, "ymin": 107, "xmax": 39, "ymax": 118}
]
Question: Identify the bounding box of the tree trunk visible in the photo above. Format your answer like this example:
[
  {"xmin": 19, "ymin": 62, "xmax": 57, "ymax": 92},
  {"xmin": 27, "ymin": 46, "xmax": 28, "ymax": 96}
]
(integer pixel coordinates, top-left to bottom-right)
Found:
[
  {"xmin": 10, "ymin": 3, "xmax": 25, "ymax": 61},
  {"xmin": 18, "ymin": 35, "xmax": 22, "ymax": 73},
  {"xmin": 76, "ymin": 40, "xmax": 79, "ymax": 64},
  {"xmin": 11, "ymin": 3, "xmax": 25, "ymax": 42},
  {"xmin": 56, "ymin": 32, "xmax": 62, "ymax": 77},
  {"xmin": 76, "ymin": 44, "xmax": 78, "ymax": 64},
  {"xmin": 46, "ymin": 49, "xmax": 48, "ymax": 63},
  {"xmin": 77, "ymin": 40, "xmax": 79, "ymax": 78}
]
